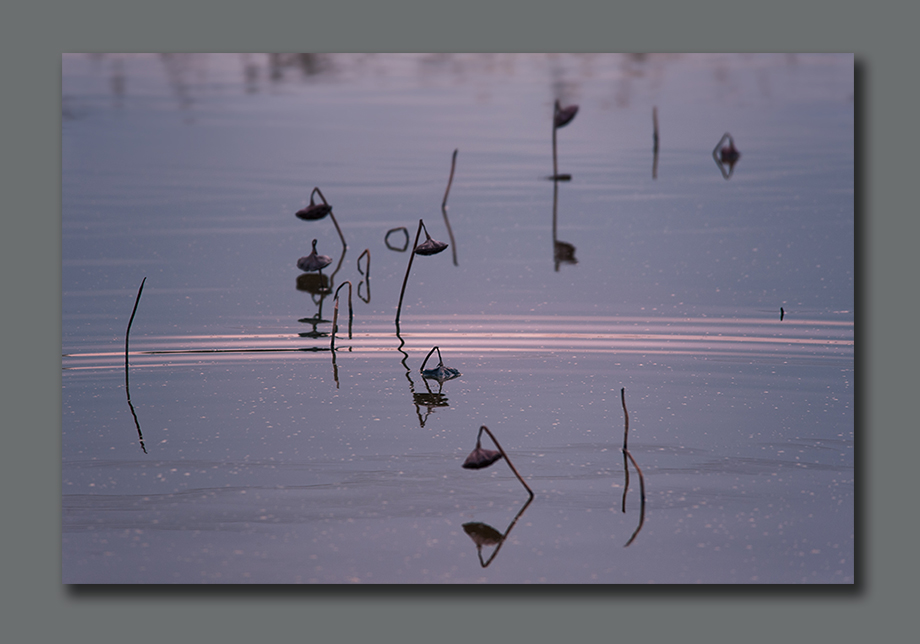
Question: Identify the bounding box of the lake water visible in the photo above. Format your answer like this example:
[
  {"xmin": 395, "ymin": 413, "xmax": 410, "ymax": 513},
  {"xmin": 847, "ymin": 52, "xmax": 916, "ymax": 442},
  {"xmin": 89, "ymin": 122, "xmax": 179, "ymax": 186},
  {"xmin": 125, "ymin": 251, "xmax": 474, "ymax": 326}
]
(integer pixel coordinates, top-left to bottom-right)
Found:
[{"xmin": 62, "ymin": 53, "xmax": 854, "ymax": 584}]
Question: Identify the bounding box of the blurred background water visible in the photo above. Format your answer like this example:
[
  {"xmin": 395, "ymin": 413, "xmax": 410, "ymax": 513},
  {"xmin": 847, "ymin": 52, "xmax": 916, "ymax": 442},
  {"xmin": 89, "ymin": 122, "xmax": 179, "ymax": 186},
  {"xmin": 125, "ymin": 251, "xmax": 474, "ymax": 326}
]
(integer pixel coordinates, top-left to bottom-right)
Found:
[{"xmin": 62, "ymin": 53, "xmax": 853, "ymax": 583}]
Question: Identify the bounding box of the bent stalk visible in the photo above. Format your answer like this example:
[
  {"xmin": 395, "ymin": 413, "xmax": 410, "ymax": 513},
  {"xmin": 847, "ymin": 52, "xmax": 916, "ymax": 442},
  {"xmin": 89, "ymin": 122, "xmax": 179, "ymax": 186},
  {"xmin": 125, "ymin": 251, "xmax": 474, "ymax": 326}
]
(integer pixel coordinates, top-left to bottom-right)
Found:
[
  {"xmin": 479, "ymin": 425, "xmax": 534, "ymax": 499},
  {"xmin": 394, "ymin": 219, "xmax": 425, "ymax": 325}
]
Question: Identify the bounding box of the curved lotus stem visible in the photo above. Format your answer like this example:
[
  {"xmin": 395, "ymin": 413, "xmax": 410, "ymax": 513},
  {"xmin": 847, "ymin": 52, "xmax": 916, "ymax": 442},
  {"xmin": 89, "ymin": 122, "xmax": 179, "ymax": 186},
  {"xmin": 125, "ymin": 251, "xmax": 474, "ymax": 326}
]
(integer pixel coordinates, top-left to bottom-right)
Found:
[
  {"xmin": 551, "ymin": 100, "xmax": 578, "ymax": 180},
  {"xmin": 420, "ymin": 345, "xmax": 443, "ymax": 372},
  {"xmin": 298, "ymin": 187, "xmax": 347, "ymax": 249},
  {"xmin": 357, "ymin": 249, "xmax": 371, "ymax": 303},
  {"xmin": 385, "ymin": 227, "xmax": 410, "ymax": 252},
  {"xmin": 476, "ymin": 425, "xmax": 534, "ymax": 499},
  {"xmin": 330, "ymin": 280, "xmax": 353, "ymax": 351},
  {"xmin": 394, "ymin": 219, "xmax": 448, "ymax": 326}
]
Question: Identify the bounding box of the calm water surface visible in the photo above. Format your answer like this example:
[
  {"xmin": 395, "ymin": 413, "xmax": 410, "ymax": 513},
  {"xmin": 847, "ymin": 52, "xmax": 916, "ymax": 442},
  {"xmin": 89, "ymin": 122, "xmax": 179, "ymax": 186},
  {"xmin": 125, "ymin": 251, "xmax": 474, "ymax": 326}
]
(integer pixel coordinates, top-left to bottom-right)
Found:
[{"xmin": 62, "ymin": 53, "xmax": 854, "ymax": 583}]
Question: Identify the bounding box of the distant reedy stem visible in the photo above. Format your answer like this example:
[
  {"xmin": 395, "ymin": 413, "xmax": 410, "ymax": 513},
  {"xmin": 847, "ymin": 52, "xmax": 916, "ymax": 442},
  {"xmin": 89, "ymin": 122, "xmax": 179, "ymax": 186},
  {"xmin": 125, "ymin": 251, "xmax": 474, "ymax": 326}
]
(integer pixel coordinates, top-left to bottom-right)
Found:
[
  {"xmin": 478, "ymin": 425, "xmax": 534, "ymax": 499},
  {"xmin": 441, "ymin": 149, "xmax": 459, "ymax": 266},
  {"xmin": 621, "ymin": 387, "xmax": 630, "ymax": 451}
]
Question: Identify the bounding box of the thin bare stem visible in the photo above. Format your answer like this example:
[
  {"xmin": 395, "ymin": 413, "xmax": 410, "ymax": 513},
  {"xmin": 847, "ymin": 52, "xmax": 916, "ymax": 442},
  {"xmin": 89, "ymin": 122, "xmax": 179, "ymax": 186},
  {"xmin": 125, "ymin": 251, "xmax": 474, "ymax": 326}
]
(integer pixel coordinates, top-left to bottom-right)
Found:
[
  {"xmin": 442, "ymin": 149, "xmax": 458, "ymax": 210},
  {"xmin": 621, "ymin": 387, "xmax": 630, "ymax": 451},
  {"xmin": 125, "ymin": 277, "xmax": 147, "ymax": 454},
  {"xmin": 621, "ymin": 448, "xmax": 629, "ymax": 512},
  {"xmin": 652, "ymin": 107, "xmax": 659, "ymax": 180},
  {"xmin": 331, "ymin": 281, "xmax": 353, "ymax": 350},
  {"xmin": 441, "ymin": 149, "xmax": 459, "ymax": 266},
  {"xmin": 395, "ymin": 219, "xmax": 424, "ymax": 325},
  {"xmin": 125, "ymin": 277, "xmax": 146, "ymax": 370},
  {"xmin": 479, "ymin": 425, "xmax": 534, "ymax": 499},
  {"xmin": 552, "ymin": 114, "xmax": 559, "ymax": 178}
]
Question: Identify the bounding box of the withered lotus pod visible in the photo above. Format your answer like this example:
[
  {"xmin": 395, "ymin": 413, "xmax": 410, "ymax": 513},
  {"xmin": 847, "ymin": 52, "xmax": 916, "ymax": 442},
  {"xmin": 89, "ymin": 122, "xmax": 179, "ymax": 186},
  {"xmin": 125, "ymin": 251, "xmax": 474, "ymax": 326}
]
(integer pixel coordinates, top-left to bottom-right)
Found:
[
  {"xmin": 395, "ymin": 219, "xmax": 450, "ymax": 325},
  {"xmin": 296, "ymin": 202, "xmax": 332, "ymax": 221},
  {"xmin": 421, "ymin": 363, "xmax": 461, "ymax": 383},
  {"xmin": 462, "ymin": 444, "xmax": 503, "ymax": 470},
  {"xmin": 414, "ymin": 237, "xmax": 448, "ymax": 256},
  {"xmin": 554, "ymin": 100, "xmax": 579, "ymax": 129},
  {"xmin": 420, "ymin": 346, "xmax": 460, "ymax": 383},
  {"xmin": 296, "ymin": 239, "xmax": 333, "ymax": 273},
  {"xmin": 295, "ymin": 187, "xmax": 332, "ymax": 221}
]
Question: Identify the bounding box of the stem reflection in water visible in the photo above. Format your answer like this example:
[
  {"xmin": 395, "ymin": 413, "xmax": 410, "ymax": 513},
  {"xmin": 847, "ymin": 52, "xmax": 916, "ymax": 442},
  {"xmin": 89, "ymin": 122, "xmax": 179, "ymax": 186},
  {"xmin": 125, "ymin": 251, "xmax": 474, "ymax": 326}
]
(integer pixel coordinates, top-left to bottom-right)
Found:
[
  {"xmin": 712, "ymin": 132, "xmax": 741, "ymax": 180},
  {"xmin": 394, "ymin": 332, "xmax": 454, "ymax": 428},
  {"xmin": 462, "ymin": 495, "xmax": 533, "ymax": 568},
  {"xmin": 552, "ymin": 177, "xmax": 577, "ymax": 271},
  {"xmin": 619, "ymin": 388, "xmax": 646, "ymax": 547}
]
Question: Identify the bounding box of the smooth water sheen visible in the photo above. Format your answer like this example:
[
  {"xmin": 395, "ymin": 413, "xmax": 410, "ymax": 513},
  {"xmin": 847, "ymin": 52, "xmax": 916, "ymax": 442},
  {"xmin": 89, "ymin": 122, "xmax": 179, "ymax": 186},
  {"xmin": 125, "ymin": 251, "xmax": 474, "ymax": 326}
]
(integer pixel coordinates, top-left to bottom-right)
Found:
[{"xmin": 62, "ymin": 53, "xmax": 854, "ymax": 583}]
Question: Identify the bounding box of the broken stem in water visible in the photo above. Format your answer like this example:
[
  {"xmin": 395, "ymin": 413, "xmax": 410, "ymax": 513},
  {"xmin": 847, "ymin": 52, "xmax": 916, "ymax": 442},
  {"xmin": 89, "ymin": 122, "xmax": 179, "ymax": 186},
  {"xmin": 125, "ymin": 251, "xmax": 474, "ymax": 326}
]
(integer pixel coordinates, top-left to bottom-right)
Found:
[
  {"xmin": 479, "ymin": 425, "xmax": 534, "ymax": 499},
  {"xmin": 420, "ymin": 345, "xmax": 443, "ymax": 371}
]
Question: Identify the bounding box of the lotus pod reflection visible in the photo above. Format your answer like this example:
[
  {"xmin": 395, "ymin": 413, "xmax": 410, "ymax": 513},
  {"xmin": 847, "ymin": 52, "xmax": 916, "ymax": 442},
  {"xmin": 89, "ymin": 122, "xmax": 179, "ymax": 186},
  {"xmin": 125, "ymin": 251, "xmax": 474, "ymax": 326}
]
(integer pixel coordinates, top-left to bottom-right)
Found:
[
  {"xmin": 297, "ymin": 239, "xmax": 333, "ymax": 273},
  {"xmin": 462, "ymin": 522, "xmax": 503, "ymax": 547}
]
